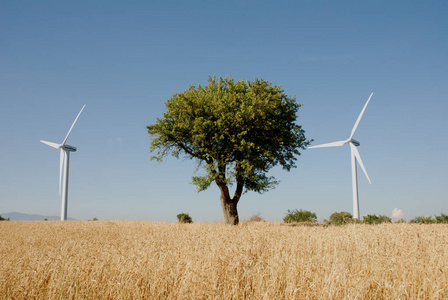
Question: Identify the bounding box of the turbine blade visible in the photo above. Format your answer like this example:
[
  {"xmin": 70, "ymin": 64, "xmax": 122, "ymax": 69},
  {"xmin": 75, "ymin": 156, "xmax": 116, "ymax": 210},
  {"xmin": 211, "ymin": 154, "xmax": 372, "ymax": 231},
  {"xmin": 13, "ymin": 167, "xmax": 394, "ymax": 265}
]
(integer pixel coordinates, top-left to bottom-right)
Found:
[
  {"xmin": 62, "ymin": 104, "xmax": 86, "ymax": 145},
  {"xmin": 349, "ymin": 92, "xmax": 373, "ymax": 140},
  {"xmin": 309, "ymin": 140, "xmax": 347, "ymax": 149},
  {"xmin": 40, "ymin": 140, "xmax": 61, "ymax": 149},
  {"xmin": 350, "ymin": 143, "xmax": 371, "ymax": 184},
  {"xmin": 59, "ymin": 150, "xmax": 64, "ymax": 195}
]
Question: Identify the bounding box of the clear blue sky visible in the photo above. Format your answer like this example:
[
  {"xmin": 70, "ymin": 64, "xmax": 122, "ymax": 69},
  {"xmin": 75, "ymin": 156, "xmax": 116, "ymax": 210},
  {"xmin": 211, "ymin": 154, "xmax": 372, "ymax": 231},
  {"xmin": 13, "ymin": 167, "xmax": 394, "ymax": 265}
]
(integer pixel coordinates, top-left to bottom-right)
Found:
[{"xmin": 1, "ymin": 0, "xmax": 447, "ymax": 222}]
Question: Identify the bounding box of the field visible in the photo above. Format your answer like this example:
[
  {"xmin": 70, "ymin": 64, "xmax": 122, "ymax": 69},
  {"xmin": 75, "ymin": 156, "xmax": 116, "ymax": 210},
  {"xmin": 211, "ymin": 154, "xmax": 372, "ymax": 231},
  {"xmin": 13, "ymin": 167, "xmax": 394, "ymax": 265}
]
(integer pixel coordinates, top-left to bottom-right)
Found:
[{"xmin": 1, "ymin": 221, "xmax": 448, "ymax": 299}]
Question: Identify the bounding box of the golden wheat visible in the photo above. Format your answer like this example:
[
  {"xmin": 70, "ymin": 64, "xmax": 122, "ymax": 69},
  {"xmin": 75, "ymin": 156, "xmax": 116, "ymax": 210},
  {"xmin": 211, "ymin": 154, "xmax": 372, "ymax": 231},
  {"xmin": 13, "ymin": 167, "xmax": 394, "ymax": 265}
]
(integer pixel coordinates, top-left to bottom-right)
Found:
[{"xmin": 1, "ymin": 221, "xmax": 447, "ymax": 299}]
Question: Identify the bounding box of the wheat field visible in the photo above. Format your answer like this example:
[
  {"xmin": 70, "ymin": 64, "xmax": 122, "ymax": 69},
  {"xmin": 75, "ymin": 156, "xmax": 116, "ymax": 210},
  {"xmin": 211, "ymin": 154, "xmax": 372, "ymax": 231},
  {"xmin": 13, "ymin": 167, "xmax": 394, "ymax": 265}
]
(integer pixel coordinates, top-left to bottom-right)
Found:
[{"xmin": 1, "ymin": 221, "xmax": 447, "ymax": 299}]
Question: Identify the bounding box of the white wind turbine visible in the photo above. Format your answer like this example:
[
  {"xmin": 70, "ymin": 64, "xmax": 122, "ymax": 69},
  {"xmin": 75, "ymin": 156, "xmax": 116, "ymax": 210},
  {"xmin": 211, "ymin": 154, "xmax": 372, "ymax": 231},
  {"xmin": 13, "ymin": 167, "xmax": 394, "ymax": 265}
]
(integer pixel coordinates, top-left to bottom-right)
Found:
[
  {"xmin": 309, "ymin": 93, "xmax": 373, "ymax": 219},
  {"xmin": 41, "ymin": 105, "xmax": 86, "ymax": 221}
]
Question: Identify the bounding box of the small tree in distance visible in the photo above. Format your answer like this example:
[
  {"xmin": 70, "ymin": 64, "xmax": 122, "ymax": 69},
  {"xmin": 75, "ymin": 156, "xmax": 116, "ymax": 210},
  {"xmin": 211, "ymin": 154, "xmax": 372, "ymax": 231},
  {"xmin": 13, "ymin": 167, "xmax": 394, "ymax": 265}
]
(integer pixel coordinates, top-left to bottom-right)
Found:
[
  {"xmin": 410, "ymin": 216, "xmax": 435, "ymax": 224},
  {"xmin": 409, "ymin": 214, "xmax": 448, "ymax": 224},
  {"xmin": 177, "ymin": 213, "xmax": 193, "ymax": 224},
  {"xmin": 148, "ymin": 76, "xmax": 311, "ymax": 225},
  {"xmin": 363, "ymin": 214, "xmax": 392, "ymax": 224},
  {"xmin": 283, "ymin": 209, "xmax": 317, "ymax": 223},
  {"xmin": 327, "ymin": 211, "xmax": 353, "ymax": 225},
  {"xmin": 435, "ymin": 213, "xmax": 448, "ymax": 223}
]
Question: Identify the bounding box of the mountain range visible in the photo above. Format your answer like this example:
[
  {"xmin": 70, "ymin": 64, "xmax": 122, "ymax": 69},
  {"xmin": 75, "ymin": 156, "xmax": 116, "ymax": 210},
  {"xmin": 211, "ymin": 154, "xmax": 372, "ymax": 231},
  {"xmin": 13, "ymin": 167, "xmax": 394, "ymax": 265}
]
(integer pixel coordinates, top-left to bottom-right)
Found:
[{"xmin": 0, "ymin": 212, "xmax": 76, "ymax": 221}]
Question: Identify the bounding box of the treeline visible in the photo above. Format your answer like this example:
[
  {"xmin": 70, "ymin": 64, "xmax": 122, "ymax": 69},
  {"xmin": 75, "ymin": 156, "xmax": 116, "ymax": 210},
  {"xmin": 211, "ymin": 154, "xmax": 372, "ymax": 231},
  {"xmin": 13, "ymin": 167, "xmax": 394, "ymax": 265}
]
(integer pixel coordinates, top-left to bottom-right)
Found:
[
  {"xmin": 3, "ymin": 212, "xmax": 447, "ymax": 224},
  {"xmin": 279, "ymin": 210, "xmax": 448, "ymax": 225}
]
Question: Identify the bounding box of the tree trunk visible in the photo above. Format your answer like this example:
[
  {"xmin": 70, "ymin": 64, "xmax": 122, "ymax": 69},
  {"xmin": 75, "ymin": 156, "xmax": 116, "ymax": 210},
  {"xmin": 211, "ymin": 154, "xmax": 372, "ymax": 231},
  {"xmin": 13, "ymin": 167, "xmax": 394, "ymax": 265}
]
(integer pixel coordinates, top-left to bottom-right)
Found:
[
  {"xmin": 218, "ymin": 184, "xmax": 240, "ymax": 225},
  {"xmin": 221, "ymin": 194, "xmax": 239, "ymax": 225},
  {"xmin": 215, "ymin": 164, "xmax": 243, "ymax": 225}
]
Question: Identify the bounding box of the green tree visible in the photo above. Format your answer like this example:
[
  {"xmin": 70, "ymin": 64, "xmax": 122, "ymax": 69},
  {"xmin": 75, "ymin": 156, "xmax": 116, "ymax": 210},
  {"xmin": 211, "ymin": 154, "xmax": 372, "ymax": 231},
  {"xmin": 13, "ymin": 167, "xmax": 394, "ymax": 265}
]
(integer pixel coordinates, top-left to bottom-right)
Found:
[
  {"xmin": 283, "ymin": 209, "xmax": 317, "ymax": 223},
  {"xmin": 363, "ymin": 214, "xmax": 392, "ymax": 224},
  {"xmin": 148, "ymin": 76, "xmax": 311, "ymax": 225},
  {"xmin": 410, "ymin": 216, "xmax": 435, "ymax": 224},
  {"xmin": 177, "ymin": 213, "xmax": 193, "ymax": 224},
  {"xmin": 328, "ymin": 211, "xmax": 353, "ymax": 225},
  {"xmin": 435, "ymin": 213, "xmax": 448, "ymax": 224}
]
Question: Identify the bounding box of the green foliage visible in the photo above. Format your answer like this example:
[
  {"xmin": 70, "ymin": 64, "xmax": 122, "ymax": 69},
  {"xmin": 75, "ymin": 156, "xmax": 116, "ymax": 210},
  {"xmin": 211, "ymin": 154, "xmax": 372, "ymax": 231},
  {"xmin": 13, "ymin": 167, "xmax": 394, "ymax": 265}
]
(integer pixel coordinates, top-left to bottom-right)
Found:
[
  {"xmin": 148, "ymin": 76, "xmax": 311, "ymax": 194},
  {"xmin": 327, "ymin": 211, "xmax": 353, "ymax": 225},
  {"xmin": 410, "ymin": 216, "xmax": 436, "ymax": 224},
  {"xmin": 177, "ymin": 213, "xmax": 193, "ymax": 224},
  {"xmin": 363, "ymin": 214, "xmax": 392, "ymax": 224},
  {"xmin": 88, "ymin": 217, "xmax": 99, "ymax": 221},
  {"xmin": 409, "ymin": 214, "xmax": 448, "ymax": 224},
  {"xmin": 0, "ymin": 215, "xmax": 10, "ymax": 221},
  {"xmin": 283, "ymin": 209, "xmax": 317, "ymax": 223},
  {"xmin": 435, "ymin": 213, "xmax": 448, "ymax": 224}
]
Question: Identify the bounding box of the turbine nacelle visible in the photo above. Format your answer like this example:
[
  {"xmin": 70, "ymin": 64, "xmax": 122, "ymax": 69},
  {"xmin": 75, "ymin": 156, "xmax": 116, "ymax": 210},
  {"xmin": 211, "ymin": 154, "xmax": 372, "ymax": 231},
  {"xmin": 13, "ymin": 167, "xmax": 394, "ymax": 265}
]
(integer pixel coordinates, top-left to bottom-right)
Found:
[
  {"xmin": 40, "ymin": 140, "xmax": 77, "ymax": 152},
  {"xmin": 62, "ymin": 145, "xmax": 77, "ymax": 152},
  {"xmin": 350, "ymin": 139, "xmax": 360, "ymax": 147}
]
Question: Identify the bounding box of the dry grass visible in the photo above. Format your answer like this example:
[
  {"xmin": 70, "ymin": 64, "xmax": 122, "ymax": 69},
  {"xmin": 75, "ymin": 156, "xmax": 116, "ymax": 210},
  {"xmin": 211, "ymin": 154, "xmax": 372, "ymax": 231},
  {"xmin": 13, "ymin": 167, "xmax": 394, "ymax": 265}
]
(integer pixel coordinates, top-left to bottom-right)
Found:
[{"xmin": 1, "ymin": 221, "xmax": 448, "ymax": 299}]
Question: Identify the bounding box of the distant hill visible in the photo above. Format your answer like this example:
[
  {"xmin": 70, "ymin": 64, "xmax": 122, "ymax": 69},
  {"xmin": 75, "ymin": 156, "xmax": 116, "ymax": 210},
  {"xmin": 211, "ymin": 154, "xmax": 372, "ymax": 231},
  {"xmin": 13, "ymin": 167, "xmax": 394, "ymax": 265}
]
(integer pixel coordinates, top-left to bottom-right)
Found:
[{"xmin": 0, "ymin": 212, "xmax": 76, "ymax": 221}]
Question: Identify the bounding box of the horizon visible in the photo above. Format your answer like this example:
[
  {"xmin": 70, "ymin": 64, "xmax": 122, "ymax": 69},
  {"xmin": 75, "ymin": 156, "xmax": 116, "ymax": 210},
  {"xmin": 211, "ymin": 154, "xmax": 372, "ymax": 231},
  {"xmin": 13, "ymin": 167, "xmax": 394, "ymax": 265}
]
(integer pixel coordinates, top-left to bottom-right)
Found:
[{"xmin": 2, "ymin": 209, "xmax": 445, "ymax": 223}]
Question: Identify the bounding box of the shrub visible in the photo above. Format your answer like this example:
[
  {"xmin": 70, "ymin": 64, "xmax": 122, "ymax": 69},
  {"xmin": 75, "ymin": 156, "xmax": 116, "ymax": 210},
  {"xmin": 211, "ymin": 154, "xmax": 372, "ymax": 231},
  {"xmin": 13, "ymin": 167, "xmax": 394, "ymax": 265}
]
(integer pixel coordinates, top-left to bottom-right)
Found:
[
  {"xmin": 283, "ymin": 209, "xmax": 317, "ymax": 223},
  {"xmin": 435, "ymin": 213, "xmax": 448, "ymax": 224},
  {"xmin": 0, "ymin": 215, "xmax": 10, "ymax": 221},
  {"xmin": 327, "ymin": 211, "xmax": 353, "ymax": 225},
  {"xmin": 363, "ymin": 214, "xmax": 392, "ymax": 224},
  {"xmin": 410, "ymin": 214, "xmax": 448, "ymax": 224},
  {"xmin": 248, "ymin": 213, "xmax": 265, "ymax": 222},
  {"xmin": 378, "ymin": 215, "xmax": 392, "ymax": 223},
  {"xmin": 177, "ymin": 213, "xmax": 193, "ymax": 224},
  {"xmin": 410, "ymin": 216, "xmax": 435, "ymax": 224}
]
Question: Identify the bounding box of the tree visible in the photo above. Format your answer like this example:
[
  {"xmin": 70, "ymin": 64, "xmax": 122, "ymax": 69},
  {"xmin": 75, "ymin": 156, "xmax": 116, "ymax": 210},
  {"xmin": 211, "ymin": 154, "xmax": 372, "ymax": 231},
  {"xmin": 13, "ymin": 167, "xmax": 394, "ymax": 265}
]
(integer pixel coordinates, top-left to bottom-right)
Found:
[
  {"xmin": 283, "ymin": 209, "xmax": 317, "ymax": 223},
  {"xmin": 410, "ymin": 216, "xmax": 435, "ymax": 224},
  {"xmin": 327, "ymin": 211, "xmax": 353, "ymax": 225},
  {"xmin": 435, "ymin": 213, "xmax": 448, "ymax": 224},
  {"xmin": 177, "ymin": 213, "xmax": 193, "ymax": 224},
  {"xmin": 363, "ymin": 214, "xmax": 392, "ymax": 224},
  {"xmin": 148, "ymin": 76, "xmax": 311, "ymax": 225}
]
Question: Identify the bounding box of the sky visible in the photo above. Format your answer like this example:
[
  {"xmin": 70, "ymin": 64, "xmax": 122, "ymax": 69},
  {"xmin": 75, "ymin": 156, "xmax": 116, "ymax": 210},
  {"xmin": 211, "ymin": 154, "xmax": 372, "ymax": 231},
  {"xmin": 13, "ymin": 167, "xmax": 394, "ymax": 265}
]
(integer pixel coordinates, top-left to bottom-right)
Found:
[{"xmin": 1, "ymin": 0, "xmax": 447, "ymax": 222}]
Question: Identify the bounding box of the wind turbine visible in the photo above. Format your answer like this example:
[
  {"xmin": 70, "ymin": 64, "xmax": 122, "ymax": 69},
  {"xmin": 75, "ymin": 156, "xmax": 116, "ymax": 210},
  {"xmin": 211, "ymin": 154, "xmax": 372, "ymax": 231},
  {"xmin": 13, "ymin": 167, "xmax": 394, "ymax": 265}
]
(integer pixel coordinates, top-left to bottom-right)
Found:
[
  {"xmin": 41, "ymin": 105, "xmax": 86, "ymax": 221},
  {"xmin": 309, "ymin": 93, "xmax": 373, "ymax": 219}
]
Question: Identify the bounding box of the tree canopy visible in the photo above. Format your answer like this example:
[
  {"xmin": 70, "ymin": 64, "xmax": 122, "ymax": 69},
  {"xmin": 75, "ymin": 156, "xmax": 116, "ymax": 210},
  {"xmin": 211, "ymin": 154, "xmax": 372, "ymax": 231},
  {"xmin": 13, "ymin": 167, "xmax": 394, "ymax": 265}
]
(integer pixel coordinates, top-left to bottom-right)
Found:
[{"xmin": 148, "ymin": 76, "xmax": 311, "ymax": 224}]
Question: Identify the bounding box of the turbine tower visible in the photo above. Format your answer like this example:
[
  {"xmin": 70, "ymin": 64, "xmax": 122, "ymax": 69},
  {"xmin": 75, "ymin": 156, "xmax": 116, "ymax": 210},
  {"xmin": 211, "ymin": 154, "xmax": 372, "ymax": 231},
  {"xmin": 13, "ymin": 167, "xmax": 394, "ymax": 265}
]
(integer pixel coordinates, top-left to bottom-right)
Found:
[
  {"xmin": 41, "ymin": 105, "xmax": 86, "ymax": 221},
  {"xmin": 309, "ymin": 93, "xmax": 373, "ymax": 219}
]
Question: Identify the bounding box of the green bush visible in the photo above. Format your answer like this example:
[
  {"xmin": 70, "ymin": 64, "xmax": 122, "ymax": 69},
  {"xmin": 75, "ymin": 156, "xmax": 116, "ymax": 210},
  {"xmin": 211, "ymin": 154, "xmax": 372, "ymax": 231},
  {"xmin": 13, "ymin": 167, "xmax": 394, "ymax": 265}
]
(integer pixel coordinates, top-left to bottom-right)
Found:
[
  {"xmin": 363, "ymin": 214, "xmax": 392, "ymax": 224},
  {"xmin": 409, "ymin": 214, "xmax": 448, "ymax": 224},
  {"xmin": 0, "ymin": 215, "xmax": 10, "ymax": 221},
  {"xmin": 177, "ymin": 213, "xmax": 193, "ymax": 224},
  {"xmin": 283, "ymin": 209, "xmax": 317, "ymax": 223},
  {"xmin": 410, "ymin": 216, "xmax": 436, "ymax": 224},
  {"xmin": 435, "ymin": 213, "xmax": 448, "ymax": 224},
  {"xmin": 327, "ymin": 211, "xmax": 353, "ymax": 225}
]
